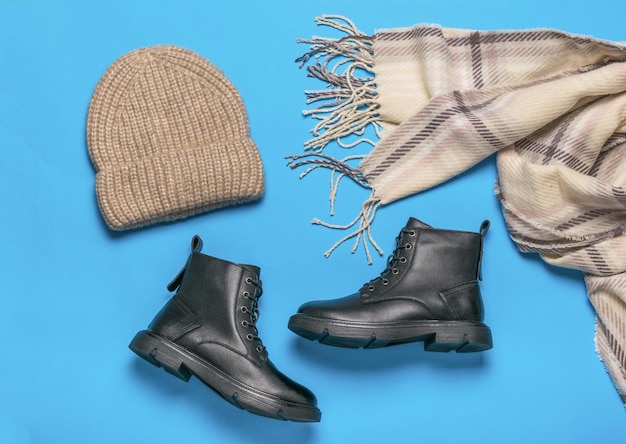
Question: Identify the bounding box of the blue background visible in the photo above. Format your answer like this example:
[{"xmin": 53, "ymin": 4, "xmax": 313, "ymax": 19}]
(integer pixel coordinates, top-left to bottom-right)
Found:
[{"xmin": 1, "ymin": 1, "xmax": 624, "ymax": 442}]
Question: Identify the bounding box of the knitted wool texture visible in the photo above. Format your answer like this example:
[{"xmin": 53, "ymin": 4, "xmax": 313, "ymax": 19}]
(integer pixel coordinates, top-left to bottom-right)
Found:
[
  {"xmin": 291, "ymin": 16, "xmax": 626, "ymax": 406},
  {"xmin": 87, "ymin": 45, "xmax": 264, "ymax": 230}
]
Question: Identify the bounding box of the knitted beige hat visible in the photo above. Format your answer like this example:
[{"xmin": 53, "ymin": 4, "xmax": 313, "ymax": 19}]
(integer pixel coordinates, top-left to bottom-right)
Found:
[{"xmin": 87, "ymin": 45, "xmax": 264, "ymax": 230}]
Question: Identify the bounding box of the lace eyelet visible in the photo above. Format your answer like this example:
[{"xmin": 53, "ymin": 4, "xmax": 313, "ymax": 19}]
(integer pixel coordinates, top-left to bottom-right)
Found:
[
  {"xmin": 382, "ymin": 278, "xmax": 389, "ymax": 285},
  {"xmin": 243, "ymin": 291, "xmax": 250, "ymax": 298},
  {"xmin": 405, "ymin": 244, "xmax": 412, "ymax": 250},
  {"xmin": 392, "ymin": 268, "xmax": 399, "ymax": 274},
  {"xmin": 240, "ymin": 306, "xmax": 247, "ymax": 313},
  {"xmin": 256, "ymin": 346, "xmax": 264, "ymax": 353},
  {"xmin": 242, "ymin": 320, "xmax": 248, "ymax": 327},
  {"xmin": 245, "ymin": 277, "xmax": 253, "ymax": 284},
  {"xmin": 246, "ymin": 334, "xmax": 254, "ymax": 341},
  {"xmin": 409, "ymin": 230, "xmax": 416, "ymax": 236},
  {"xmin": 368, "ymin": 285, "xmax": 375, "ymax": 291},
  {"xmin": 400, "ymin": 257, "xmax": 407, "ymax": 263}
]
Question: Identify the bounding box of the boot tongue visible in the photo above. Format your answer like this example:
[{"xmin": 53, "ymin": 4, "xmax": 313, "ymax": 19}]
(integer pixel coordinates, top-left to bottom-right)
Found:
[
  {"xmin": 241, "ymin": 264, "xmax": 261, "ymax": 278},
  {"xmin": 405, "ymin": 217, "xmax": 432, "ymax": 230}
]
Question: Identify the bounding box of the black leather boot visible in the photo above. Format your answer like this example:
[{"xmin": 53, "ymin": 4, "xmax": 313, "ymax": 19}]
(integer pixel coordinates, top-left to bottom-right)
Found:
[
  {"xmin": 289, "ymin": 218, "xmax": 493, "ymax": 352},
  {"xmin": 129, "ymin": 236, "xmax": 321, "ymax": 422}
]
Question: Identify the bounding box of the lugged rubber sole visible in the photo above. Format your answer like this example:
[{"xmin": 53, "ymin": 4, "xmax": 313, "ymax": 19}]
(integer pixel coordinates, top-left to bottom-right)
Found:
[
  {"xmin": 288, "ymin": 314, "xmax": 493, "ymax": 352},
  {"xmin": 129, "ymin": 330, "xmax": 321, "ymax": 422}
]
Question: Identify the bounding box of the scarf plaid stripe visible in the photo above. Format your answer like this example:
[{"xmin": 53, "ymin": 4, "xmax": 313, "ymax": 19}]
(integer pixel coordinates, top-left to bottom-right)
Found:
[{"xmin": 291, "ymin": 15, "xmax": 626, "ymax": 406}]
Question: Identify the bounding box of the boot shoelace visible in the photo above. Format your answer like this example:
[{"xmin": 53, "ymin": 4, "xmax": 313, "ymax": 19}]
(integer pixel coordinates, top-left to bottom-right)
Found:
[
  {"xmin": 241, "ymin": 276, "xmax": 266, "ymax": 353},
  {"xmin": 365, "ymin": 228, "xmax": 416, "ymax": 291}
]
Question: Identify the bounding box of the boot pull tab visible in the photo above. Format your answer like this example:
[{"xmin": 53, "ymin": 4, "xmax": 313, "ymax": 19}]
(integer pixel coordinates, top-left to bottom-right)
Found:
[
  {"xmin": 190, "ymin": 235, "xmax": 203, "ymax": 252},
  {"xmin": 167, "ymin": 235, "xmax": 204, "ymax": 292},
  {"xmin": 477, "ymin": 220, "xmax": 490, "ymax": 281},
  {"xmin": 479, "ymin": 220, "xmax": 490, "ymax": 236}
]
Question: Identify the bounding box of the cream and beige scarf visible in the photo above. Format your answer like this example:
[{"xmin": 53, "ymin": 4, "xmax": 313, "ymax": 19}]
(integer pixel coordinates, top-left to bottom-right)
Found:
[{"xmin": 289, "ymin": 16, "xmax": 626, "ymax": 406}]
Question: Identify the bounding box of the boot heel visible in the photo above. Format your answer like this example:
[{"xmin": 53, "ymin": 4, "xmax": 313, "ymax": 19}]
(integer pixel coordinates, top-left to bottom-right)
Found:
[
  {"xmin": 424, "ymin": 322, "xmax": 492, "ymax": 353},
  {"xmin": 129, "ymin": 330, "xmax": 192, "ymax": 381}
]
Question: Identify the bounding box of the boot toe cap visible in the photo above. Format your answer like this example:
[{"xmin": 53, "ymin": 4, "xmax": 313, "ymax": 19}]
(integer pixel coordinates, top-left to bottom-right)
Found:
[
  {"xmin": 296, "ymin": 300, "xmax": 327, "ymax": 318},
  {"xmin": 296, "ymin": 293, "xmax": 364, "ymax": 320}
]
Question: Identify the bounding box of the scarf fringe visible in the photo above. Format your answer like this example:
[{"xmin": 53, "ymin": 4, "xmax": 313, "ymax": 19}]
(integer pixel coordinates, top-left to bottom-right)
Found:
[
  {"xmin": 286, "ymin": 152, "xmax": 383, "ymax": 263},
  {"xmin": 286, "ymin": 152, "xmax": 369, "ymax": 185},
  {"xmin": 290, "ymin": 16, "xmax": 385, "ymax": 263},
  {"xmin": 296, "ymin": 15, "xmax": 381, "ymax": 152},
  {"xmin": 314, "ymin": 197, "xmax": 383, "ymax": 264}
]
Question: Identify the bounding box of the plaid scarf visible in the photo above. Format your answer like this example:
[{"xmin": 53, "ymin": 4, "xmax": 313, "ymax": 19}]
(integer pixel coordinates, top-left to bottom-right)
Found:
[{"xmin": 289, "ymin": 16, "xmax": 626, "ymax": 406}]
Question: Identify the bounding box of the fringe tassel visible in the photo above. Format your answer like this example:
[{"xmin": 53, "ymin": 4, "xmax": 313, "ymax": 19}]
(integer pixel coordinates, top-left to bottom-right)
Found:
[
  {"xmin": 290, "ymin": 16, "xmax": 384, "ymax": 263},
  {"xmin": 286, "ymin": 152, "xmax": 369, "ymax": 214},
  {"xmin": 296, "ymin": 15, "xmax": 381, "ymax": 152},
  {"xmin": 286, "ymin": 152, "xmax": 383, "ymax": 264},
  {"xmin": 314, "ymin": 197, "xmax": 383, "ymax": 264},
  {"xmin": 286, "ymin": 152, "xmax": 369, "ymax": 186}
]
